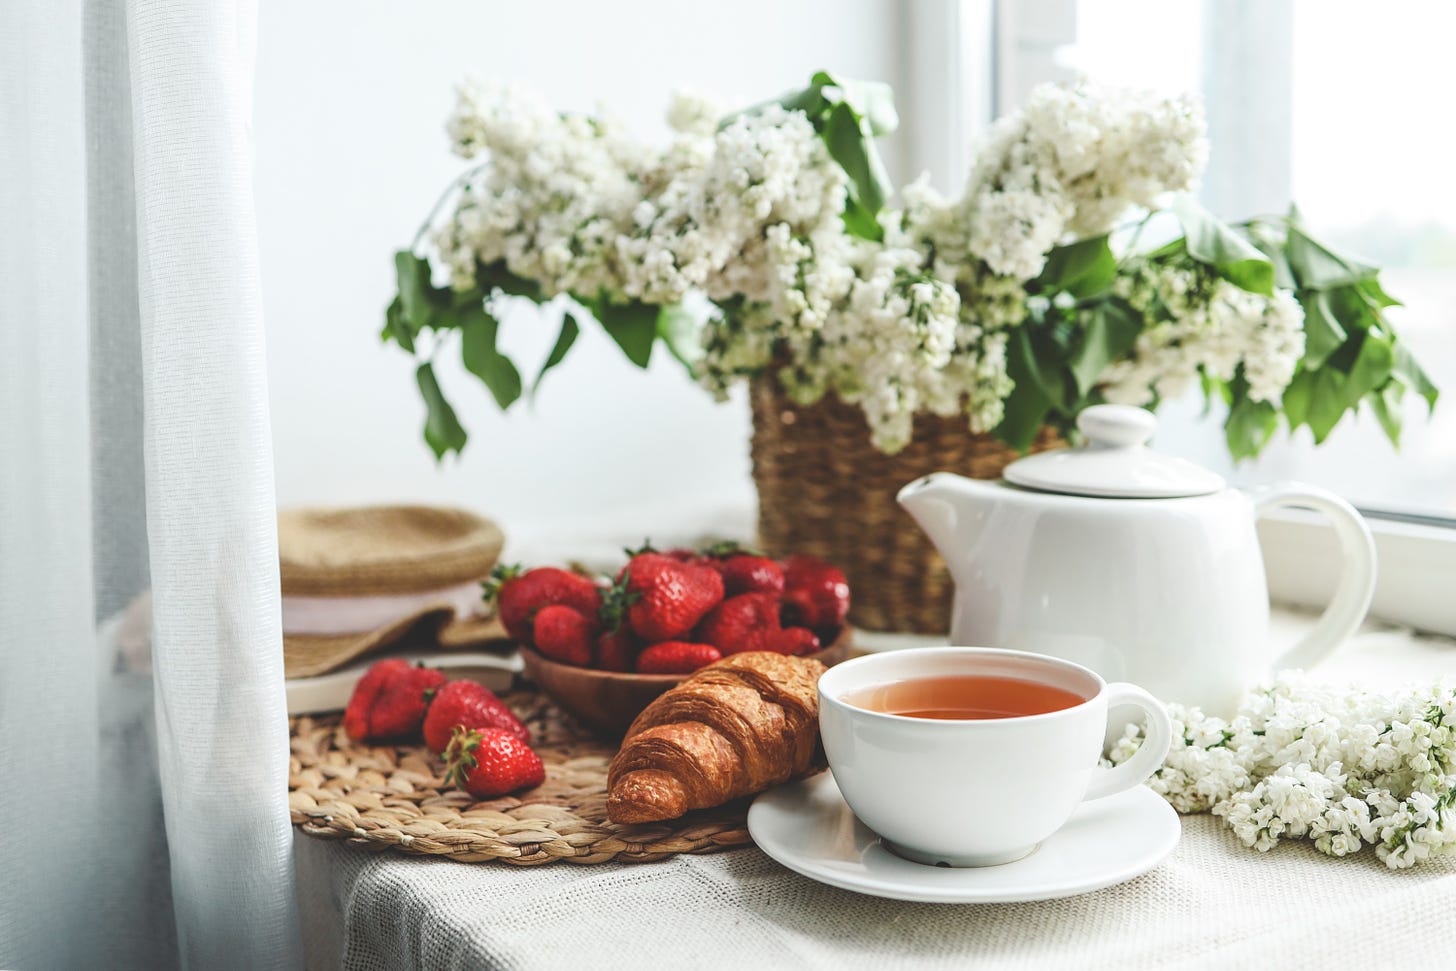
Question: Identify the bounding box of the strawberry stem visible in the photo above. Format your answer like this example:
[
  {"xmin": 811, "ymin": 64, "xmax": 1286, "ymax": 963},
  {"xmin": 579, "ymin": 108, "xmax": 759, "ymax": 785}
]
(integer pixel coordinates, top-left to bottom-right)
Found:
[
  {"xmin": 700, "ymin": 540, "xmax": 765, "ymax": 559},
  {"xmin": 481, "ymin": 563, "xmax": 523, "ymax": 605},
  {"xmin": 444, "ymin": 726, "xmax": 481, "ymax": 789},
  {"xmin": 622, "ymin": 539, "xmax": 657, "ymax": 559},
  {"xmin": 597, "ymin": 568, "xmax": 640, "ymax": 632}
]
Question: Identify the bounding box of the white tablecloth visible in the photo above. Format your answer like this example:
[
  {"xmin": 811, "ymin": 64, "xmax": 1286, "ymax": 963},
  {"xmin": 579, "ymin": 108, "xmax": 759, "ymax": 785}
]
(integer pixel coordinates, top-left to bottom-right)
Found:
[{"xmin": 294, "ymin": 613, "xmax": 1456, "ymax": 970}]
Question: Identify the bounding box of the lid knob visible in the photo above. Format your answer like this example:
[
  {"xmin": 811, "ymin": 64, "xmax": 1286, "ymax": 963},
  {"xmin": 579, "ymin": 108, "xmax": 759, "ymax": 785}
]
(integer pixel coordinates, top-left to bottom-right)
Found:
[{"xmin": 1076, "ymin": 404, "xmax": 1157, "ymax": 449}]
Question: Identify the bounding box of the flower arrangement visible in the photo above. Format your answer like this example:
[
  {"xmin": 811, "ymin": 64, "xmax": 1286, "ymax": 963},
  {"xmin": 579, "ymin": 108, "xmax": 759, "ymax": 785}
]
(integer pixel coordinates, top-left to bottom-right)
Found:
[
  {"xmin": 1110, "ymin": 674, "xmax": 1456, "ymax": 868},
  {"xmin": 383, "ymin": 72, "xmax": 1436, "ymax": 459}
]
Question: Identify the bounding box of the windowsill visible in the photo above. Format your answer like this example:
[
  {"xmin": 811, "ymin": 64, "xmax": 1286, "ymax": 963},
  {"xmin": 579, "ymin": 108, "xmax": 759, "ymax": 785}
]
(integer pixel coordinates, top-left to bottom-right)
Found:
[{"xmin": 1260, "ymin": 508, "xmax": 1456, "ymax": 637}]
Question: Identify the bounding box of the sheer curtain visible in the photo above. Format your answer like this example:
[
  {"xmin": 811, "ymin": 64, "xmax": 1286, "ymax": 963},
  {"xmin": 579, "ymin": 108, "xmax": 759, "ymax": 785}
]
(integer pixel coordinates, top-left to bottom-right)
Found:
[{"xmin": 1, "ymin": 1, "xmax": 301, "ymax": 968}]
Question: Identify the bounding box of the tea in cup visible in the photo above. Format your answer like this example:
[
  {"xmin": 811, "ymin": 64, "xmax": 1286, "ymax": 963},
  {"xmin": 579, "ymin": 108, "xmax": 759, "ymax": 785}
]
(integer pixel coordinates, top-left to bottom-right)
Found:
[{"xmin": 817, "ymin": 647, "xmax": 1172, "ymax": 867}]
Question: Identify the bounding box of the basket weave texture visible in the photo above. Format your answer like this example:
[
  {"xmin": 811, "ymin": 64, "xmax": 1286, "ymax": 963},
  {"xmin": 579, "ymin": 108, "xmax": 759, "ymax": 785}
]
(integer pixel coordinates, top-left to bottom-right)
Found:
[
  {"xmin": 289, "ymin": 688, "xmax": 753, "ymax": 865},
  {"xmin": 751, "ymin": 379, "xmax": 1063, "ymax": 634}
]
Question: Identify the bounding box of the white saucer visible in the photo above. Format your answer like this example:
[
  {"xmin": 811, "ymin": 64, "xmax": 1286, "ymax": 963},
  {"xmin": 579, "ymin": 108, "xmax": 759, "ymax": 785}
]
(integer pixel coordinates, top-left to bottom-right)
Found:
[{"xmin": 747, "ymin": 772, "xmax": 1180, "ymax": 904}]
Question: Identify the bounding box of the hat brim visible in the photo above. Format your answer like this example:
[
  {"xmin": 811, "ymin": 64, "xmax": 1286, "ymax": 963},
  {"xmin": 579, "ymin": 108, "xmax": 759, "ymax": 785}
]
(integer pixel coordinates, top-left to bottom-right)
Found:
[{"xmin": 284, "ymin": 607, "xmax": 510, "ymax": 679}]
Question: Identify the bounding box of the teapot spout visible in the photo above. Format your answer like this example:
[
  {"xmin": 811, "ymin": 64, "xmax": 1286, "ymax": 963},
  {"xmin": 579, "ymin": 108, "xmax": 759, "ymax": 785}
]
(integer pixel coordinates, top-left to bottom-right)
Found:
[{"xmin": 896, "ymin": 472, "xmax": 996, "ymax": 574}]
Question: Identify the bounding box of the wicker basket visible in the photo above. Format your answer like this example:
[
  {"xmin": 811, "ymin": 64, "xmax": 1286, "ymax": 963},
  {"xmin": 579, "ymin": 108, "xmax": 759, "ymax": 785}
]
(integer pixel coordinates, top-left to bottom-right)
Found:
[{"xmin": 750, "ymin": 379, "xmax": 1063, "ymax": 634}]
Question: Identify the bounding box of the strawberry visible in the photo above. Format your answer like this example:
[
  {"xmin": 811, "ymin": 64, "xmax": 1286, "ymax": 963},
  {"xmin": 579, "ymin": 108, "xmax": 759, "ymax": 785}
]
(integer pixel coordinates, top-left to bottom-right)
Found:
[
  {"xmin": 607, "ymin": 552, "xmax": 724, "ymax": 643},
  {"xmin": 780, "ymin": 554, "xmax": 851, "ymax": 632},
  {"xmin": 701, "ymin": 542, "xmax": 784, "ymax": 596},
  {"xmin": 483, "ymin": 565, "xmax": 602, "ymax": 643},
  {"xmin": 636, "ymin": 641, "xmax": 722, "ymax": 674},
  {"xmin": 444, "ymin": 726, "xmax": 545, "ymax": 799},
  {"xmin": 342, "ymin": 658, "xmax": 448, "ymax": 743},
  {"xmin": 745, "ymin": 626, "xmax": 821, "ymax": 656},
  {"xmin": 596, "ymin": 626, "xmax": 639, "ymax": 672},
  {"xmin": 422, "ymin": 680, "xmax": 530, "ymax": 753},
  {"xmin": 533, "ymin": 605, "xmax": 597, "ymax": 667},
  {"xmin": 696, "ymin": 592, "xmax": 782, "ymax": 654}
]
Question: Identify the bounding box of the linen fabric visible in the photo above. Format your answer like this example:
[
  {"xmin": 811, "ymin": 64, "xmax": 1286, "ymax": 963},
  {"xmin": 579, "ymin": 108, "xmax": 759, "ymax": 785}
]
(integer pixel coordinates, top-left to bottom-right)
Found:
[
  {"xmin": 0, "ymin": 0, "xmax": 300, "ymax": 967},
  {"xmin": 295, "ymin": 815, "xmax": 1456, "ymax": 971}
]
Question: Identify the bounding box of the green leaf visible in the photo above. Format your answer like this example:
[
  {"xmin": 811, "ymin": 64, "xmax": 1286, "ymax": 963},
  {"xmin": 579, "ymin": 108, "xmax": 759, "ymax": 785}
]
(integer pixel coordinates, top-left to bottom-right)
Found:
[
  {"xmin": 995, "ymin": 328, "xmax": 1058, "ymax": 451},
  {"xmin": 476, "ymin": 261, "xmax": 543, "ymax": 302},
  {"xmin": 1281, "ymin": 369, "xmax": 1315, "ymax": 431},
  {"xmin": 460, "ymin": 308, "xmax": 523, "ymax": 409},
  {"xmin": 839, "ymin": 197, "xmax": 884, "ymax": 241},
  {"xmin": 1173, "ymin": 196, "xmax": 1275, "ymax": 295},
  {"xmin": 1300, "ymin": 291, "xmax": 1347, "ymax": 368},
  {"xmin": 1026, "ymin": 327, "xmax": 1075, "ymax": 414},
  {"xmin": 395, "ymin": 251, "xmax": 436, "ymax": 326},
  {"xmin": 1369, "ymin": 382, "xmax": 1406, "ymax": 446},
  {"xmin": 382, "ymin": 296, "xmax": 415, "ymax": 353},
  {"xmin": 596, "ymin": 299, "xmax": 657, "ymax": 368},
  {"xmin": 1343, "ymin": 333, "xmax": 1395, "ymax": 406},
  {"xmin": 1392, "ymin": 343, "xmax": 1439, "ymax": 409},
  {"xmin": 1285, "ymin": 225, "xmax": 1378, "ymax": 289},
  {"xmin": 822, "ymin": 100, "xmax": 891, "ymax": 227},
  {"xmin": 1199, "ymin": 369, "xmax": 1224, "ymax": 417},
  {"xmin": 1248, "ymin": 226, "xmax": 1298, "ymax": 291},
  {"xmin": 416, "ymin": 363, "xmax": 467, "ymax": 460},
  {"xmin": 656, "ymin": 304, "xmax": 702, "ymax": 372},
  {"xmin": 1306, "ymin": 368, "xmax": 1348, "ymax": 443},
  {"xmin": 531, "ymin": 312, "xmax": 580, "ymax": 401},
  {"xmin": 1035, "ymin": 236, "xmax": 1117, "ymax": 298},
  {"xmin": 1357, "ymin": 276, "xmax": 1402, "ymax": 308},
  {"xmin": 1225, "ymin": 396, "xmax": 1280, "ymax": 461},
  {"xmin": 775, "ymin": 82, "xmax": 827, "ymax": 118},
  {"xmin": 811, "ymin": 71, "xmax": 899, "ymax": 135},
  {"xmin": 1068, "ymin": 299, "xmax": 1140, "ymax": 395}
]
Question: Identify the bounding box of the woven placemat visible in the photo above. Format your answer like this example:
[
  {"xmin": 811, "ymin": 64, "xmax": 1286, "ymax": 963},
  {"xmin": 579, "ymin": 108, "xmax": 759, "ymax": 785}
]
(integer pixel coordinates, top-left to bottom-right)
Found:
[{"xmin": 289, "ymin": 687, "xmax": 754, "ymax": 865}]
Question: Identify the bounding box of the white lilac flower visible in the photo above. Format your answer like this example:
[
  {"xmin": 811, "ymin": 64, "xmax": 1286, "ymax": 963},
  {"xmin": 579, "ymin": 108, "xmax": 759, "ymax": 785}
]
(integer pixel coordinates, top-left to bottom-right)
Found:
[
  {"xmin": 435, "ymin": 80, "xmax": 647, "ymax": 299},
  {"xmin": 426, "ymin": 78, "xmax": 1251, "ymax": 457},
  {"xmin": 1109, "ymin": 675, "xmax": 1456, "ymax": 868},
  {"xmin": 665, "ymin": 90, "xmax": 720, "ymax": 136},
  {"xmin": 1098, "ymin": 258, "xmax": 1305, "ymax": 407},
  {"xmin": 911, "ymin": 80, "xmax": 1207, "ymax": 281}
]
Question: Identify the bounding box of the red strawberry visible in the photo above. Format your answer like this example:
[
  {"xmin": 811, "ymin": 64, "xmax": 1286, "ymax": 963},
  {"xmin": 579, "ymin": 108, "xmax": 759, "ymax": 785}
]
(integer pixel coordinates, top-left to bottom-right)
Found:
[
  {"xmin": 636, "ymin": 641, "xmax": 722, "ymax": 674},
  {"xmin": 483, "ymin": 565, "xmax": 602, "ymax": 643},
  {"xmin": 610, "ymin": 541, "xmax": 700, "ymax": 580},
  {"xmin": 780, "ymin": 554, "xmax": 851, "ymax": 632},
  {"xmin": 697, "ymin": 592, "xmax": 782, "ymax": 654},
  {"xmin": 422, "ymin": 680, "xmax": 530, "ymax": 753},
  {"xmin": 702, "ymin": 543, "xmax": 785, "ymax": 596},
  {"xmin": 596, "ymin": 627, "xmax": 639, "ymax": 672},
  {"xmin": 533, "ymin": 605, "xmax": 597, "ymax": 667},
  {"xmin": 745, "ymin": 626, "xmax": 821, "ymax": 656},
  {"xmin": 444, "ymin": 726, "xmax": 545, "ymax": 799},
  {"xmin": 608, "ymin": 553, "xmax": 724, "ymax": 643},
  {"xmin": 343, "ymin": 658, "xmax": 448, "ymax": 743}
]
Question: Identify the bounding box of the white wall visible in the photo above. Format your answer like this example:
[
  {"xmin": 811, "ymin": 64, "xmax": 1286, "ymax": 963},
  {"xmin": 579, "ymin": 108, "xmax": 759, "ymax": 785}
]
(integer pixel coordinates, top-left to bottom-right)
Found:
[{"xmin": 254, "ymin": 1, "xmax": 907, "ymax": 543}]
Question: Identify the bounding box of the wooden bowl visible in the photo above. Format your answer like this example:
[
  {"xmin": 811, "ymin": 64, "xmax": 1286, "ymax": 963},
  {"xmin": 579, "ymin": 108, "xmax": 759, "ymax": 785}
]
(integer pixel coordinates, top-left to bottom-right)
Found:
[{"xmin": 518, "ymin": 628, "xmax": 854, "ymax": 738}]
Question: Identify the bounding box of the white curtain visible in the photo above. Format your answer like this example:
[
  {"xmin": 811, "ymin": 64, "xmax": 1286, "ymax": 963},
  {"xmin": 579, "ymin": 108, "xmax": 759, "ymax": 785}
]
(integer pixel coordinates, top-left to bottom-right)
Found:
[{"xmin": 1, "ymin": 1, "xmax": 301, "ymax": 968}]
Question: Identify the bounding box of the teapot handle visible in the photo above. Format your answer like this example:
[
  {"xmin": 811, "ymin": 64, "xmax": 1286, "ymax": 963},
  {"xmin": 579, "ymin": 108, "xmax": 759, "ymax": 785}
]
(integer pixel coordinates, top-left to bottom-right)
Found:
[{"xmin": 1251, "ymin": 482, "xmax": 1377, "ymax": 671}]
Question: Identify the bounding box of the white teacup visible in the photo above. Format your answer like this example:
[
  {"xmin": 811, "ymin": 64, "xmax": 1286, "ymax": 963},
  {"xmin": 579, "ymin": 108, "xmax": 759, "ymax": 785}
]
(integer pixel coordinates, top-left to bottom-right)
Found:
[{"xmin": 818, "ymin": 647, "xmax": 1173, "ymax": 868}]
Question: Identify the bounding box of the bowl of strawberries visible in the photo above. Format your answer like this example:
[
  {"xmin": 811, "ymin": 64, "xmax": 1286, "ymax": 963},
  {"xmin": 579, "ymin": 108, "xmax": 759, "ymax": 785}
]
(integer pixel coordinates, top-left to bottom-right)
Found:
[{"xmin": 490, "ymin": 543, "xmax": 853, "ymax": 736}]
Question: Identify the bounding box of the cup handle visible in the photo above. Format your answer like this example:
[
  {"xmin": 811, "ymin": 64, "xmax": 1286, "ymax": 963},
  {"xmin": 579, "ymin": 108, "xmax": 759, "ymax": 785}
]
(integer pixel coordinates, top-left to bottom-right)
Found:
[
  {"xmin": 1251, "ymin": 481, "xmax": 1377, "ymax": 672},
  {"xmin": 1084, "ymin": 683, "xmax": 1172, "ymax": 801}
]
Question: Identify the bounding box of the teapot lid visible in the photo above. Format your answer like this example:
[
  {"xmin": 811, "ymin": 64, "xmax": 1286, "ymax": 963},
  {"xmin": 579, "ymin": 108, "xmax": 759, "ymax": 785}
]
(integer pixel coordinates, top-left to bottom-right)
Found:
[{"xmin": 1004, "ymin": 405, "xmax": 1225, "ymax": 499}]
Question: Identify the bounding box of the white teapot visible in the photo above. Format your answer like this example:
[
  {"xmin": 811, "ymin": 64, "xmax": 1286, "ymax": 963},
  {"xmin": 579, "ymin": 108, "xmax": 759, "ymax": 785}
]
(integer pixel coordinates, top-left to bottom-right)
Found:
[{"xmin": 897, "ymin": 404, "xmax": 1377, "ymax": 715}]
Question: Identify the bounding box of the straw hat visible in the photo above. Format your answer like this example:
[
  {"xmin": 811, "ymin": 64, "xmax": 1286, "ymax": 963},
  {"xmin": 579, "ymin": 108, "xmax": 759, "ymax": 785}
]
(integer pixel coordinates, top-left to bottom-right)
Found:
[{"xmin": 280, "ymin": 505, "xmax": 509, "ymax": 678}]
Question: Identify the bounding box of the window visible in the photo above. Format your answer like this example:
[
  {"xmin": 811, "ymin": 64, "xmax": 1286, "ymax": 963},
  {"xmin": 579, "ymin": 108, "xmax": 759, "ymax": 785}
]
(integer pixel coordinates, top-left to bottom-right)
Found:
[{"xmin": 999, "ymin": 0, "xmax": 1456, "ymax": 523}]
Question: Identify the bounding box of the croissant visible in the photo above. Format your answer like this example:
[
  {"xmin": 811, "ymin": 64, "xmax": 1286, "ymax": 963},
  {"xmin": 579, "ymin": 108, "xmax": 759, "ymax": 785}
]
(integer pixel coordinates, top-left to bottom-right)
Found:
[{"xmin": 606, "ymin": 651, "xmax": 828, "ymax": 824}]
